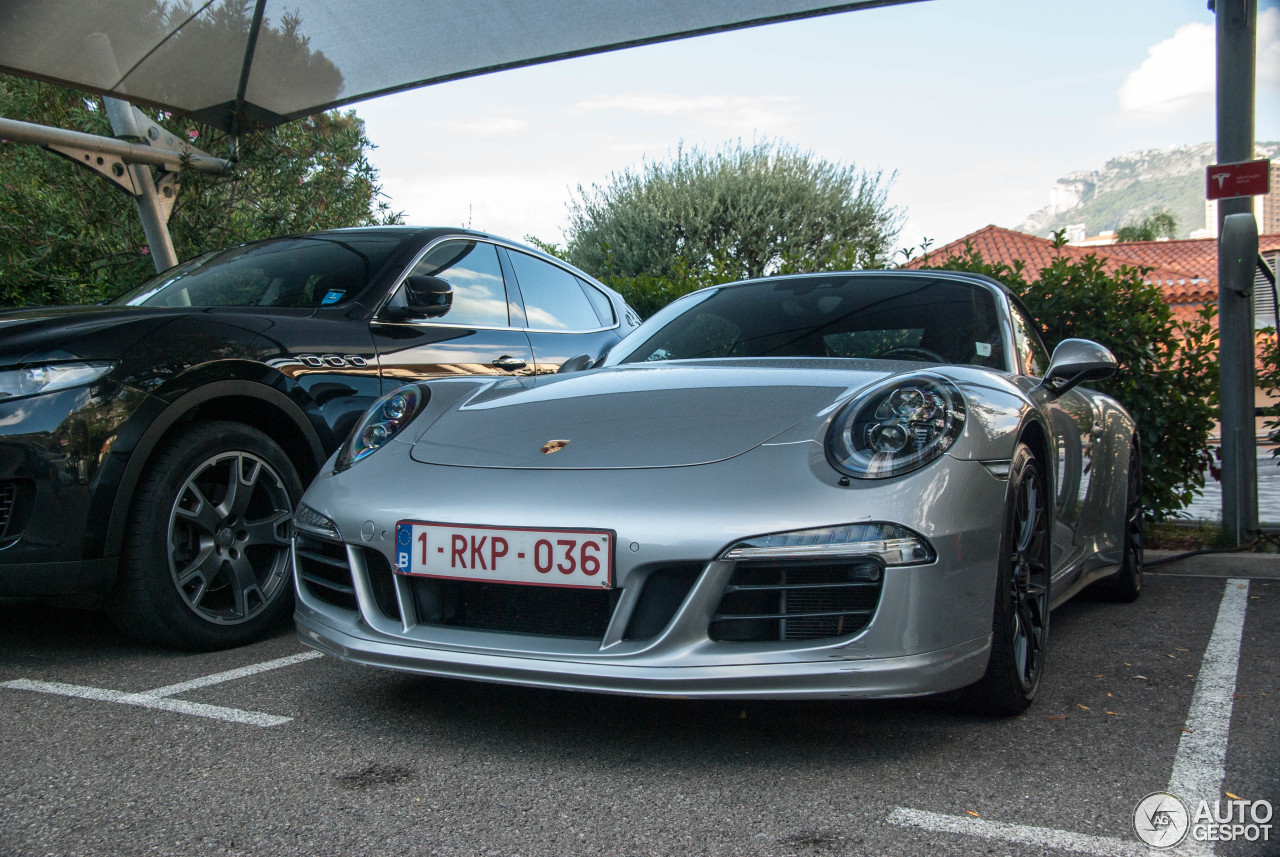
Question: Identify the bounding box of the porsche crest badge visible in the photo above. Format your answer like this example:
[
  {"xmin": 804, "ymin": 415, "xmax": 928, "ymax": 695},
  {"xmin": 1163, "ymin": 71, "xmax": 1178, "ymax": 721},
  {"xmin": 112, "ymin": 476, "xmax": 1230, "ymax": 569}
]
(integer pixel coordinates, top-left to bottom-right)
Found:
[{"xmin": 541, "ymin": 440, "xmax": 570, "ymax": 455}]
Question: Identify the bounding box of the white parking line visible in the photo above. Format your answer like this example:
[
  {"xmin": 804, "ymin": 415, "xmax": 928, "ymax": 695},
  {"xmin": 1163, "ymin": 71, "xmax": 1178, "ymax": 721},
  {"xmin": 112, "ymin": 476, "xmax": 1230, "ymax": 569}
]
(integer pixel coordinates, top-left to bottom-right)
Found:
[
  {"xmin": 888, "ymin": 578, "xmax": 1252, "ymax": 855},
  {"xmin": 1167, "ymin": 580, "xmax": 1250, "ymax": 805},
  {"xmin": 1, "ymin": 650, "xmax": 322, "ymax": 727},
  {"xmin": 887, "ymin": 807, "xmax": 1149, "ymax": 856}
]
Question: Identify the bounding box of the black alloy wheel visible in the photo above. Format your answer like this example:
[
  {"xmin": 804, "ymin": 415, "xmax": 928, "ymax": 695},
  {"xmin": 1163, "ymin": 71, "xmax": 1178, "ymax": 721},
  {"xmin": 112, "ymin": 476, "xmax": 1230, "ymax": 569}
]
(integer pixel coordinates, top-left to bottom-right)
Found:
[
  {"xmin": 110, "ymin": 421, "xmax": 303, "ymax": 650},
  {"xmin": 961, "ymin": 442, "xmax": 1051, "ymax": 715}
]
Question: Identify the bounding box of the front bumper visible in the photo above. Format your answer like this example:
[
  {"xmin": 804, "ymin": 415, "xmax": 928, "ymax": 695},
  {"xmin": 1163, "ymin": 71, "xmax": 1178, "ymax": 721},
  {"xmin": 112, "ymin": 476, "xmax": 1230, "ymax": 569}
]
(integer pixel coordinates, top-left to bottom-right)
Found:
[
  {"xmin": 298, "ymin": 607, "xmax": 991, "ymax": 699},
  {"xmin": 294, "ymin": 438, "xmax": 1010, "ymax": 699}
]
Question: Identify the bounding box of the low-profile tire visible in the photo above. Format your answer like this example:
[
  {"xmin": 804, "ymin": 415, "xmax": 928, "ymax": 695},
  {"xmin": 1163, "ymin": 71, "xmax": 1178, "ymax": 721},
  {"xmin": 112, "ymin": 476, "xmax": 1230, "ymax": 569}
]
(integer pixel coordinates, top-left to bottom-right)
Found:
[
  {"xmin": 1086, "ymin": 440, "xmax": 1143, "ymax": 603},
  {"xmin": 109, "ymin": 421, "xmax": 302, "ymax": 650},
  {"xmin": 958, "ymin": 442, "xmax": 1051, "ymax": 716}
]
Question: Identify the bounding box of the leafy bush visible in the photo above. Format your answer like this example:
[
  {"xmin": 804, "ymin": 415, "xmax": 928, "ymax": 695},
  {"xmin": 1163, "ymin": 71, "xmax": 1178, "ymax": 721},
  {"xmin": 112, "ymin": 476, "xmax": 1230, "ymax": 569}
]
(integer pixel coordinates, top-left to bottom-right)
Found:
[{"xmin": 917, "ymin": 239, "xmax": 1219, "ymax": 521}]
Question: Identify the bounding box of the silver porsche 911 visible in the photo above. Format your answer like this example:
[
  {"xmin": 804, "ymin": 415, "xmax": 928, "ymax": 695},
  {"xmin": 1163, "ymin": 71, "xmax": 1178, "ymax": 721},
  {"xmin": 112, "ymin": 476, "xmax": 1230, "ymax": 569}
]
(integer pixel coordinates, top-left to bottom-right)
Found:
[{"xmin": 292, "ymin": 270, "xmax": 1142, "ymax": 715}]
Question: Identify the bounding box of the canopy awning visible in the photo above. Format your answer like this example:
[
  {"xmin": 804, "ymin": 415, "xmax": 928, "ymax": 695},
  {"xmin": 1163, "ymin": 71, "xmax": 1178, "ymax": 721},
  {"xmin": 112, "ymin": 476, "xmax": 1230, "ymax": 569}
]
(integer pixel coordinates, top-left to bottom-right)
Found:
[{"xmin": 0, "ymin": 0, "xmax": 923, "ymax": 131}]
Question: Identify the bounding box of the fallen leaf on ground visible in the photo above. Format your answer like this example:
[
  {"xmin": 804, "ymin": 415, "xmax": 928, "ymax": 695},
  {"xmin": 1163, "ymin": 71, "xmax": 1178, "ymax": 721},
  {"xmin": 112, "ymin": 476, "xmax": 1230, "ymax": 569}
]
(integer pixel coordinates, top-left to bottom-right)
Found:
[
  {"xmin": 966, "ymin": 811, "xmax": 981, "ymax": 818},
  {"xmin": 1095, "ymin": 674, "xmax": 1104, "ymax": 678},
  {"xmin": 1135, "ymin": 675, "xmax": 1148, "ymax": 680},
  {"xmin": 1181, "ymin": 727, "xmax": 1194, "ymax": 733},
  {"xmin": 1077, "ymin": 704, "xmax": 1090, "ymax": 710},
  {"xmin": 1227, "ymin": 792, "xmax": 1242, "ymax": 800},
  {"xmin": 1107, "ymin": 693, "xmax": 1113, "ymax": 698},
  {"xmin": 1048, "ymin": 715, "xmax": 1069, "ymax": 721},
  {"xmin": 1105, "ymin": 711, "xmax": 1118, "ymax": 716}
]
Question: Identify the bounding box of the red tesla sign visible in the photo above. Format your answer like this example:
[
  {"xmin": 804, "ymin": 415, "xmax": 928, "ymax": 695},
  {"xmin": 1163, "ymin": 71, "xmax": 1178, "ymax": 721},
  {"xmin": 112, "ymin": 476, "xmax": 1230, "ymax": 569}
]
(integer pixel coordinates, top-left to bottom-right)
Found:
[{"xmin": 1206, "ymin": 159, "xmax": 1271, "ymax": 200}]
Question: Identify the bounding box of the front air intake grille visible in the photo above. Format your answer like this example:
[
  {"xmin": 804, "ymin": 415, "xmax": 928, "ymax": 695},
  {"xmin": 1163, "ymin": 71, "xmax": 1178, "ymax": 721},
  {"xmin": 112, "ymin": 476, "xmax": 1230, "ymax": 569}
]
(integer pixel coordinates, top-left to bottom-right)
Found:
[
  {"xmin": 294, "ymin": 534, "xmax": 357, "ymax": 613},
  {"xmin": 710, "ymin": 560, "xmax": 884, "ymax": 642},
  {"xmin": 410, "ymin": 577, "xmax": 614, "ymax": 639}
]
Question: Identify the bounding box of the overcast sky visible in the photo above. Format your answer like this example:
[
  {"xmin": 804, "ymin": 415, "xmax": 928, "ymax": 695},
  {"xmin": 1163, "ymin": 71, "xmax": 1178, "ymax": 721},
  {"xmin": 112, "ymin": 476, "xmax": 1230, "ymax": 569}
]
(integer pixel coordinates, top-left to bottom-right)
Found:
[{"xmin": 352, "ymin": 0, "xmax": 1280, "ymax": 258}]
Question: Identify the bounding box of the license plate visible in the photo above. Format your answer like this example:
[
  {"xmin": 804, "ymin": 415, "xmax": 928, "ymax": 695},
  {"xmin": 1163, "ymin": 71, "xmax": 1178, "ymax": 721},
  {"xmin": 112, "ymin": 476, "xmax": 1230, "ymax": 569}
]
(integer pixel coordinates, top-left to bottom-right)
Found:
[{"xmin": 394, "ymin": 521, "xmax": 614, "ymax": 589}]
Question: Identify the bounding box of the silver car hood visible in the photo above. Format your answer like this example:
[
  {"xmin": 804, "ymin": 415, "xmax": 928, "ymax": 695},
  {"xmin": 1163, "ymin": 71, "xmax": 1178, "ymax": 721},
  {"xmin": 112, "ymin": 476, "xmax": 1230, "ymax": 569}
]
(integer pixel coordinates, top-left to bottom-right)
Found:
[{"xmin": 409, "ymin": 360, "xmax": 895, "ymax": 469}]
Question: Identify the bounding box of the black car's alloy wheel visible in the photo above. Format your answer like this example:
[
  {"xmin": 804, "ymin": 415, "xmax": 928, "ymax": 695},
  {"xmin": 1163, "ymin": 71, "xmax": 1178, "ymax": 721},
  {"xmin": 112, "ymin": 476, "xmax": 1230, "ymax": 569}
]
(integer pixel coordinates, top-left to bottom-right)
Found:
[
  {"xmin": 961, "ymin": 442, "xmax": 1050, "ymax": 715},
  {"xmin": 110, "ymin": 421, "xmax": 302, "ymax": 650}
]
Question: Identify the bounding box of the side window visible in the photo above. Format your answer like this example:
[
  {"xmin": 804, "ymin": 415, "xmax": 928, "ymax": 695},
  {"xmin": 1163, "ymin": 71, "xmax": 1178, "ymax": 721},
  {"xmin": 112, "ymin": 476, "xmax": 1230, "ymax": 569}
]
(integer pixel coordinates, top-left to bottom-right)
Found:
[
  {"xmin": 394, "ymin": 240, "xmax": 509, "ymax": 327},
  {"xmin": 1009, "ymin": 303, "xmax": 1049, "ymax": 376},
  {"xmin": 507, "ymin": 250, "xmax": 604, "ymax": 331}
]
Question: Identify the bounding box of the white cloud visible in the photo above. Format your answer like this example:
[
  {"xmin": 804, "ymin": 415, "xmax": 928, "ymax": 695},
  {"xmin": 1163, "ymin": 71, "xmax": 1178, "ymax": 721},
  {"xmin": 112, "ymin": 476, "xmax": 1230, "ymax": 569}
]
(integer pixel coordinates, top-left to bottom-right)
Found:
[
  {"xmin": 1260, "ymin": 7, "xmax": 1280, "ymax": 87},
  {"xmin": 1119, "ymin": 9, "xmax": 1280, "ymax": 118},
  {"xmin": 1118, "ymin": 21, "xmax": 1214, "ymax": 116}
]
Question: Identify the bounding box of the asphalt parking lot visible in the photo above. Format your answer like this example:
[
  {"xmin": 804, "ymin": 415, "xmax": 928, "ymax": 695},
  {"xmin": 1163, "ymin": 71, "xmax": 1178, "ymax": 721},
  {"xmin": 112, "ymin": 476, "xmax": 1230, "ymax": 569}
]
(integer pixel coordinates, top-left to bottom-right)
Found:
[{"xmin": 1, "ymin": 567, "xmax": 1276, "ymax": 857}]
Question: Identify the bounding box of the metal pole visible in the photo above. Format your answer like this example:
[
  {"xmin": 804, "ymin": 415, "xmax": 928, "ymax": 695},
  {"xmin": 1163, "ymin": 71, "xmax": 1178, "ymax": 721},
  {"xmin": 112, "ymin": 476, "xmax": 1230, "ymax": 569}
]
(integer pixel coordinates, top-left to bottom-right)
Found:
[
  {"xmin": 0, "ymin": 117, "xmax": 232, "ymax": 174},
  {"xmin": 84, "ymin": 33, "xmax": 179, "ymax": 272},
  {"xmin": 1214, "ymin": 0, "xmax": 1259, "ymax": 544}
]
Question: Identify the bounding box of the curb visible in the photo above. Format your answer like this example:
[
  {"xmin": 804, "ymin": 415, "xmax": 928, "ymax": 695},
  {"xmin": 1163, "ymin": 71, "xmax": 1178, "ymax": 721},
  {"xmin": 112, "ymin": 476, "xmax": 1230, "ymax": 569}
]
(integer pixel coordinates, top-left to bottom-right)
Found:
[{"xmin": 1146, "ymin": 549, "xmax": 1280, "ymax": 579}]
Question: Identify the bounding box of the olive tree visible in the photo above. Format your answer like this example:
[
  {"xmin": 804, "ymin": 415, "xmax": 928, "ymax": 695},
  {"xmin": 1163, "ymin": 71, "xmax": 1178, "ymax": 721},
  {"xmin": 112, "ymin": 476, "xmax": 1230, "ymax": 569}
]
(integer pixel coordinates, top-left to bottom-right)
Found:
[{"xmin": 561, "ymin": 140, "xmax": 901, "ymax": 316}]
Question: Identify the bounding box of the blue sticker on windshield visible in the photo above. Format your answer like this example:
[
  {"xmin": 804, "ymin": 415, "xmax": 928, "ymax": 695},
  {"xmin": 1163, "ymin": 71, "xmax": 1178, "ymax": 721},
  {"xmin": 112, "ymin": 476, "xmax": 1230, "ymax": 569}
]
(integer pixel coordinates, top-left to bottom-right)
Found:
[{"xmin": 321, "ymin": 289, "xmax": 345, "ymax": 305}]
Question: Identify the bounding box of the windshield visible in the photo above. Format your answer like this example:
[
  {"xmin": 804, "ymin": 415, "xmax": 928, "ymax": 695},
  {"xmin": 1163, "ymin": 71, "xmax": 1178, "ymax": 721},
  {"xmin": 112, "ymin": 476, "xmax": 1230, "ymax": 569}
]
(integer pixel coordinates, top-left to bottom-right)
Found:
[
  {"xmin": 612, "ymin": 274, "xmax": 1008, "ymax": 370},
  {"xmin": 110, "ymin": 234, "xmax": 406, "ymax": 309}
]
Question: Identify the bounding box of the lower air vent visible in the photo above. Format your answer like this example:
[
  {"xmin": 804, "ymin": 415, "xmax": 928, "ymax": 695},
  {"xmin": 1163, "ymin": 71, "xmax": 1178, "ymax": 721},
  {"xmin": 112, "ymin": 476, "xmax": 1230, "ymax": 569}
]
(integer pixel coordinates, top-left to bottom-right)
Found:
[
  {"xmin": 363, "ymin": 548, "xmax": 402, "ymax": 622},
  {"xmin": 294, "ymin": 534, "xmax": 357, "ymax": 612},
  {"xmin": 710, "ymin": 560, "xmax": 883, "ymax": 642},
  {"xmin": 623, "ymin": 563, "xmax": 703, "ymax": 641},
  {"xmin": 410, "ymin": 577, "xmax": 614, "ymax": 639}
]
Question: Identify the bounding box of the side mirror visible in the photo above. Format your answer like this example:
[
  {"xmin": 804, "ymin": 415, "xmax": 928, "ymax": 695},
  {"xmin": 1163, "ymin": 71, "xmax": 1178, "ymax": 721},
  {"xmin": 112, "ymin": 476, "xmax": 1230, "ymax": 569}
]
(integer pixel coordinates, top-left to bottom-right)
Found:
[
  {"xmin": 401, "ymin": 274, "xmax": 453, "ymax": 319},
  {"xmin": 1037, "ymin": 338, "xmax": 1116, "ymax": 397}
]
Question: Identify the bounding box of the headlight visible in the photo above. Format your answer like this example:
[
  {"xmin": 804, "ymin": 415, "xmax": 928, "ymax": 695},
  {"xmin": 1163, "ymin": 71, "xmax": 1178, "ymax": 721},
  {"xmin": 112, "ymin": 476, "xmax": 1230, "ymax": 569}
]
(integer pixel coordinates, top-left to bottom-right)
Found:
[
  {"xmin": 0, "ymin": 361, "xmax": 116, "ymax": 401},
  {"xmin": 720, "ymin": 522, "xmax": 935, "ymax": 565},
  {"xmin": 826, "ymin": 373, "xmax": 965, "ymax": 479},
  {"xmin": 334, "ymin": 384, "xmax": 428, "ymax": 472}
]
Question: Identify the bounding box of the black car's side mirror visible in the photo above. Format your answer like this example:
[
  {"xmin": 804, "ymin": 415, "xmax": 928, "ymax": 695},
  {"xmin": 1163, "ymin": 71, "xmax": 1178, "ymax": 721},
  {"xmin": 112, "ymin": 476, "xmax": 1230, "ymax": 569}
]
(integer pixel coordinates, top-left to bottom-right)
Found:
[
  {"xmin": 1036, "ymin": 338, "xmax": 1117, "ymax": 397},
  {"xmin": 400, "ymin": 274, "xmax": 454, "ymax": 319}
]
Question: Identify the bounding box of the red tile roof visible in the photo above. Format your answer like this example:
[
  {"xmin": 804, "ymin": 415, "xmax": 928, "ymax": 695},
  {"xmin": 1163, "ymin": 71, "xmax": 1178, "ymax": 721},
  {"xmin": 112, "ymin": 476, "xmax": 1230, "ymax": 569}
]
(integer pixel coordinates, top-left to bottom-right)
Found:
[{"xmin": 905, "ymin": 225, "xmax": 1280, "ymax": 308}]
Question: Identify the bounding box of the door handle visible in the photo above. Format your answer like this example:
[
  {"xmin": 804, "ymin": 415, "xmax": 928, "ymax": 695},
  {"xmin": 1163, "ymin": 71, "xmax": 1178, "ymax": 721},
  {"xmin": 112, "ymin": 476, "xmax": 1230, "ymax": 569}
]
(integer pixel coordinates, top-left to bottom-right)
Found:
[{"xmin": 492, "ymin": 355, "xmax": 527, "ymax": 371}]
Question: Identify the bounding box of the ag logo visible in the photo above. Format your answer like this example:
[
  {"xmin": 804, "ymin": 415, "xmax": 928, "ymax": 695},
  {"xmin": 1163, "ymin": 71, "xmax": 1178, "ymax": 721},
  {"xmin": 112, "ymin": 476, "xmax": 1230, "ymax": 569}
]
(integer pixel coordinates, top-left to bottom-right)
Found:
[
  {"xmin": 1133, "ymin": 792, "xmax": 1190, "ymax": 848},
  {"xmin": 541, "ymin": 439, "xmax": 570, "ymax": 455}
]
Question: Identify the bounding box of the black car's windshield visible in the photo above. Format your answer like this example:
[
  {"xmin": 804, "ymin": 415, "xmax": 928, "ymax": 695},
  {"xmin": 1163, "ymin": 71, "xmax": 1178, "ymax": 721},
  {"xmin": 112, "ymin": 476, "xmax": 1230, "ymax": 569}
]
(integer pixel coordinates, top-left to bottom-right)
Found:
[
  {"xmin": 616, "ymin": 274, "xmax": 1008, "ymax": 370},
  {"xmin": 110, "ymin": 234, "xmax": 406, "ymax": 308}
]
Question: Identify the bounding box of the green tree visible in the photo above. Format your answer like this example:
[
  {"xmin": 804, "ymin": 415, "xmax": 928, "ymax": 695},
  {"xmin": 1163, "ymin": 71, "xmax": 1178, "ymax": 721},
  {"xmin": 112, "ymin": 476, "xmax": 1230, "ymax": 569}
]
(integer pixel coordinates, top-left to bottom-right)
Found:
[
  {"xmin": 0, "ymin": 74, "xmax": 400, "ymax": 307},
  {"xmin": 562, "ymin": 140, "xmax": 901, "ymax": 316},
  {"xmin": 916, "ymin": 237, "xmax": 1219, "ymax": 521},
  {"xmin": 1114, "ymin": 209, "xmax": 1178, "ymax": 242}
]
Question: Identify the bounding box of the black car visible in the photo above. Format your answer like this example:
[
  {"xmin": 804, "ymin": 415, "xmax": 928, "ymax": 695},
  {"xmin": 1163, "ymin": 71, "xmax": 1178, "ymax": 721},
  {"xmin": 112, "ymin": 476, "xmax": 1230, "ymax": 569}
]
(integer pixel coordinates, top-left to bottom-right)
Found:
[{"xmin": 0, "ymin": 227, "xmax": 639, "ymax": 649}]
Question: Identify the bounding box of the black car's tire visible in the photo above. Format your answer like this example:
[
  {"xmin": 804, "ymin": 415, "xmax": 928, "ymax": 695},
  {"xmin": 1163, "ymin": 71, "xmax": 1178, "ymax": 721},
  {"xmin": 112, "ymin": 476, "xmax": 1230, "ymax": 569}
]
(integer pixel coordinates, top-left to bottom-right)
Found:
[
  {"xmin": 109, "ymin": 421, "xmax": 302, "ymax": 650},
  {"xmin": 958, "ymin": 442, "xmax": 1051, "ymax": 716},
  {"xmin": 1087, "ymin": 440, "xmax": 1143, "ymax": 603}
]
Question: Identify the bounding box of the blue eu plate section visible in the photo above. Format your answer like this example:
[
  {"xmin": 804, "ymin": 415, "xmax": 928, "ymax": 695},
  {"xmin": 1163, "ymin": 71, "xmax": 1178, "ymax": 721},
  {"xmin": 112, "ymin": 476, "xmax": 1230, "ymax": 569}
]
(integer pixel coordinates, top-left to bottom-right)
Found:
[{"xmin": 394, "ymin": 523, "xmax": 412, "ymax": 571}]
